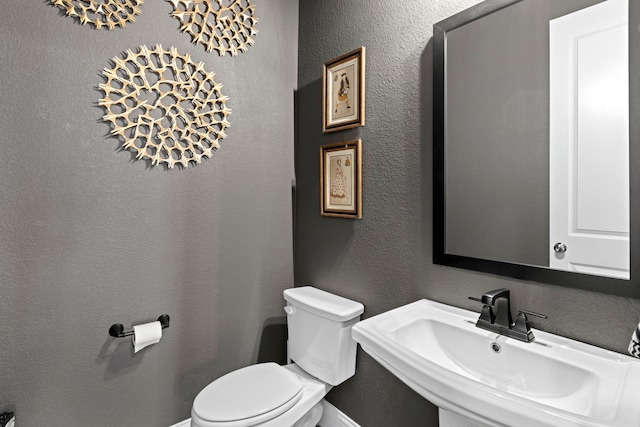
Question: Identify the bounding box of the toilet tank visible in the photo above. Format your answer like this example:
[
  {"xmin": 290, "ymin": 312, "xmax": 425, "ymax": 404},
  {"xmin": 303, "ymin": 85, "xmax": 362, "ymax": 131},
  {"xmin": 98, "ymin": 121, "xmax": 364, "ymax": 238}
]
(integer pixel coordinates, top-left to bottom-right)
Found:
[{"xmin": 283, "ymin": 286, "xmax": 364, "ymax": 386}]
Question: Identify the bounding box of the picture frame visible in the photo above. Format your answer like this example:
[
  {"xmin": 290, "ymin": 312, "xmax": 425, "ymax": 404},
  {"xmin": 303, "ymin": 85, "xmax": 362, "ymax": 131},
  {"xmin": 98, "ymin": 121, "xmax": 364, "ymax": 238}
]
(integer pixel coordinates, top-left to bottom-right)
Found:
[
  {"xmin": 320, "ymin": 139, "xmax": 362, "ymax": 219},
  {"xmin": 322, "ymin": 47, "xmax": 366, "ymax": 133}
]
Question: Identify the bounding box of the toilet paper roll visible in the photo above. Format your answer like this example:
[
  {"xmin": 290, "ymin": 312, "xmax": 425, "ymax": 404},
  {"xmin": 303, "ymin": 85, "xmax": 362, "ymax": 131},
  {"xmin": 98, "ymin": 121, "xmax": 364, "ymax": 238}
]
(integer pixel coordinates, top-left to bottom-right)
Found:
[{"xmin": 132, "ymin": 321, "xmax": 162, "ymax": 353}]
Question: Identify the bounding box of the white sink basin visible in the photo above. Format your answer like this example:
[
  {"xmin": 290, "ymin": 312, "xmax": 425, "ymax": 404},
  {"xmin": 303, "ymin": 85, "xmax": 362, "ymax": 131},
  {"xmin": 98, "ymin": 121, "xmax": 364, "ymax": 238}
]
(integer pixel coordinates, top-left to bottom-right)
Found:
[{"xmin": 351, "ymin": 299, "xmax": 640, "ymax": 427}]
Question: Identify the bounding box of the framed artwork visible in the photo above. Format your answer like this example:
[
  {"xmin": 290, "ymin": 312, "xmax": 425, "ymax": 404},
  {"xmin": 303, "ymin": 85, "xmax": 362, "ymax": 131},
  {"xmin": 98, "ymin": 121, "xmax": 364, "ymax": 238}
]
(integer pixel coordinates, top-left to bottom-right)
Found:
[
  {"xmin": 320, "ymin": 139, "xmax": 362, "ymax": 219},
  {"xmin": 322, "ymin": 47, "xmax": 366, "ymax": 133}
]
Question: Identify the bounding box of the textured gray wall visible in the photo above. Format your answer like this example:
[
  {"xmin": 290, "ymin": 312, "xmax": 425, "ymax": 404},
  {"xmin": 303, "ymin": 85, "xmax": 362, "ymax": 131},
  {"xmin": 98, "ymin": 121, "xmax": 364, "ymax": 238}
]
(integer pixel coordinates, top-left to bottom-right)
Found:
[
  {"xmin": 296, "ymin": 0, "xmax": 640, "ymax": 426},
  {"xmin": 0, "ymin": 1, "xmax": 297, "ymax": 426}
]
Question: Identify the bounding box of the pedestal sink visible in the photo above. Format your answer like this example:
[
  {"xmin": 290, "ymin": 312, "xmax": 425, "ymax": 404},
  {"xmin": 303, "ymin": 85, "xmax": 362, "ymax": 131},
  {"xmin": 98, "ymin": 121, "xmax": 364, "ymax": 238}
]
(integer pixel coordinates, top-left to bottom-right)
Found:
[{"xmin": 351, "ymin": 299, "xmax": 640, "ymax": 427}]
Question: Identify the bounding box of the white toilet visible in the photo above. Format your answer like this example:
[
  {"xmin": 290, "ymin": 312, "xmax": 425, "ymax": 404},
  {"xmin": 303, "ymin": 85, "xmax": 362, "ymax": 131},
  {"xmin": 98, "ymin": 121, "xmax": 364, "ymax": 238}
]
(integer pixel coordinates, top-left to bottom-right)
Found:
[{"xmin": 190, "ymin": 286, "xmax": 365, "ymax": 427}]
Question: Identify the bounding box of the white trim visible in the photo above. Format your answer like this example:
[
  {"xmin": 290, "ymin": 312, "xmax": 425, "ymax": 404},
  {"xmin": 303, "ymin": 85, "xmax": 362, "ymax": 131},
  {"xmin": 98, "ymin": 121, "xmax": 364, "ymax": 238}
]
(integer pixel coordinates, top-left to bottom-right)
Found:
[
  {"xmin": 169, "ymin": 419, "xmax": 190, "ymax": 427},
  {"xmin": 319, "ymin": 400, "xmax": 360, "ymax": 427}
]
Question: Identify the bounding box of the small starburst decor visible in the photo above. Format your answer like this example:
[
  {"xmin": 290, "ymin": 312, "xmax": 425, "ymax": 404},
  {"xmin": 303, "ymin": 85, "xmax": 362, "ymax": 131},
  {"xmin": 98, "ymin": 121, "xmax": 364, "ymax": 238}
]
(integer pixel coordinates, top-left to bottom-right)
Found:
[
  {"xmin": 99, "ymin": 45, "xmax": 231, "ymax": 169},
  {"xmin": 167, "ymin": 0, "xmax": 258, "ymax": 57},
  {"xmin": 50, "ymin": 0, "xmax": 143, "ymax": 30}
]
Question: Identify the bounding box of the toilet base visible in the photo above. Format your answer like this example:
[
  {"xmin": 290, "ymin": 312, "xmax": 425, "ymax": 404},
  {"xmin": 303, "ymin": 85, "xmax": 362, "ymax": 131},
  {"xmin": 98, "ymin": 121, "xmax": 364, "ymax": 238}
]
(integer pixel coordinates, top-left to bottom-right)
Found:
[
  {"xmin": 174, "ymin": 399, "xmax": 362, "ymax": 427},
  {"xmin": 293, "ymin": 402, "xmax": 323, "ymax": 427}
]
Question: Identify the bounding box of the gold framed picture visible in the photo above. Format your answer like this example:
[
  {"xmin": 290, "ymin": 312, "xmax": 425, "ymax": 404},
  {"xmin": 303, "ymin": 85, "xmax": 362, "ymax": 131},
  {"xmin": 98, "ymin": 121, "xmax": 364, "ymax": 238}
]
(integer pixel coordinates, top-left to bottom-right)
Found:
[
  {"xmin": 322, "ymin": 47, "xmax": 366, "ymax": 133},
  {"xmin": 320, "ymin": 139, "xmax": 362, "ymax": 219}
]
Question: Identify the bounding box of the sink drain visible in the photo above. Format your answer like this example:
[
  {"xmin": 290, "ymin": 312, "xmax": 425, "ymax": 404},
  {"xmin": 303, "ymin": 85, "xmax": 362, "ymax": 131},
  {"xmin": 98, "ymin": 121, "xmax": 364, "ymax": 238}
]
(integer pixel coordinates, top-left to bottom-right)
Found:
[{"xmin": 490, "ymin": 342, "xmax": 501, "ymax": 353}]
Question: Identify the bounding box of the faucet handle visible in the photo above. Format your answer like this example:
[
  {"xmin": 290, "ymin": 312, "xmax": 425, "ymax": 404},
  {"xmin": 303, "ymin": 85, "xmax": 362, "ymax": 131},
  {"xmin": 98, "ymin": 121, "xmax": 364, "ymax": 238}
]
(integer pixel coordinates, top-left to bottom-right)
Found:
[
  {"xmin": 468, "ymin": 296, "xmax": 495, "ymax": 324},
  {"xmin": 513, "ymin": 309, "xmax": 548, "ymax": 342},
  {"xmin": 519, "ymin": 309, "xmax": 547, "ymax": 320}
]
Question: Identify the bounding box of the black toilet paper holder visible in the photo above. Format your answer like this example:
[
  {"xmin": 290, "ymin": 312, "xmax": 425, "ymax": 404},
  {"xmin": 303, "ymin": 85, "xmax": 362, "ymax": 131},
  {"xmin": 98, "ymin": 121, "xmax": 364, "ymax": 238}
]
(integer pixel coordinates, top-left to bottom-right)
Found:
[{"xmin": 108, "ymin": 314, "xmax": 170, "ymax": 338}]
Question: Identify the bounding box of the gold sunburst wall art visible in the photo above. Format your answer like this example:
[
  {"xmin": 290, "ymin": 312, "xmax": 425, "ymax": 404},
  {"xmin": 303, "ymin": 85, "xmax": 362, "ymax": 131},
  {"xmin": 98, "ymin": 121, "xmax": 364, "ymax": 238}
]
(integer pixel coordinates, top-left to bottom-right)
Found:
[
  {"xmin": 50, "ymin": 0, "xmax": 143, "ymax": 30},
  {"xmin": 99, "ymin": 45, "xmax": 231, "ymax": 169},
  {"xmin": 167, "ymin": 0, "xmax": 258, "ymax": 57}
]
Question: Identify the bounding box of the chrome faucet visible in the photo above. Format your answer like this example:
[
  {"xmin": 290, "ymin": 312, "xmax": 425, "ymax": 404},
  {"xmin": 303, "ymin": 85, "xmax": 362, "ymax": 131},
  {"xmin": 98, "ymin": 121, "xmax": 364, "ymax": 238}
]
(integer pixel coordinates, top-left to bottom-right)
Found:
[{"xmin": 469, "ymin": 288, "xmax": 547, "ymax": 343}]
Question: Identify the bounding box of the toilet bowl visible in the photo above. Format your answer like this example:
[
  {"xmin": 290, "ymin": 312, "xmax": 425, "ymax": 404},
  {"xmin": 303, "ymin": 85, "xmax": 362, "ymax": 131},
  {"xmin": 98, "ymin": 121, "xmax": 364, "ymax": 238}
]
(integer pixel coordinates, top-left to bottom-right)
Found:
[
  {"xmin": 191, "ymin": 363, "xmax": 329, "ymax": 427},
  {"xmin": 190, "ymin": 287, "xmax": 364, "ymax": 427}
]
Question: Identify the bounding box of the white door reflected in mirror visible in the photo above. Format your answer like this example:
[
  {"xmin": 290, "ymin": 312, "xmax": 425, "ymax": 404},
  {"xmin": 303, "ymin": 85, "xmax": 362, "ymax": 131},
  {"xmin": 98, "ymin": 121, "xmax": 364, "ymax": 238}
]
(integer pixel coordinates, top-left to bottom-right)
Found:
[{"xmin": 549, "ymin": 0, "xmax": 629, "ymax": 279}]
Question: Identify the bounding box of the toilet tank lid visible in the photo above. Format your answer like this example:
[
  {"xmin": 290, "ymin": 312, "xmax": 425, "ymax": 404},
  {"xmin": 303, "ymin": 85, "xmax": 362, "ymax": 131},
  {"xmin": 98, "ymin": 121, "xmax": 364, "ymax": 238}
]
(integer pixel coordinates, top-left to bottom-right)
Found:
[{"xmin": 284, "ymin": 286, "xmax": 364, "ymax": 321}]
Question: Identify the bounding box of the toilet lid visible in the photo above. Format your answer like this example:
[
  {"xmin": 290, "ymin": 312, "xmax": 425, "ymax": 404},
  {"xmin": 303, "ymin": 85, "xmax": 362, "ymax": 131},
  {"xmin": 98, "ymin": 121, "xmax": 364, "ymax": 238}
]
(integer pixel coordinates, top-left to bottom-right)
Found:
[{"xmin": 192, "ymin": 363, "xmax": 303, "ymax": 424}]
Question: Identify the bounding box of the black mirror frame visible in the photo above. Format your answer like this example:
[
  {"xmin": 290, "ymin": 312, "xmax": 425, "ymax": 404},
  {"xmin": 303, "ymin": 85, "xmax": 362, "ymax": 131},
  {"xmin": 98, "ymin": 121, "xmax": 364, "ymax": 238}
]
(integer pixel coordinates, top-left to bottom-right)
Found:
[{"xmin": 433, "ymin": 0, "xmax": 640, "ymax": 298}]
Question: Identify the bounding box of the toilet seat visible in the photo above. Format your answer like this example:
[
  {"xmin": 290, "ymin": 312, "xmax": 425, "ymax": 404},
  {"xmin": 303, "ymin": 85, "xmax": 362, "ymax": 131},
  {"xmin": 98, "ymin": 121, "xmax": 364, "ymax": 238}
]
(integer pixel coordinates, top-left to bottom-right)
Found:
[{"xmin": 191, "ymin": 363, "xmax": 304, "ymax": 427}]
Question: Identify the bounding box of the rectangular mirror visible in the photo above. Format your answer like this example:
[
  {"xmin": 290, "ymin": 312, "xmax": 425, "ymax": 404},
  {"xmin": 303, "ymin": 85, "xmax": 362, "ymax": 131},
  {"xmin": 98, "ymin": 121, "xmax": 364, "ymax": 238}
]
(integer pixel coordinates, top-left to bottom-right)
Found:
[{"xmin": 433, "ymin": 0, "xmax": 640, "ymax": 297}]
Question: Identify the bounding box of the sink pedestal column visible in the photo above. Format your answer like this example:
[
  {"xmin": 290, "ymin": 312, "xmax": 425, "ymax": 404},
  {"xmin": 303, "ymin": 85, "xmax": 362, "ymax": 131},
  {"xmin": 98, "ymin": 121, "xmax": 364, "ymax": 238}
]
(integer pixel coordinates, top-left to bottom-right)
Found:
[{"xmin": 439, "ymin": 409, "xmax": 491, "ymax": 427}]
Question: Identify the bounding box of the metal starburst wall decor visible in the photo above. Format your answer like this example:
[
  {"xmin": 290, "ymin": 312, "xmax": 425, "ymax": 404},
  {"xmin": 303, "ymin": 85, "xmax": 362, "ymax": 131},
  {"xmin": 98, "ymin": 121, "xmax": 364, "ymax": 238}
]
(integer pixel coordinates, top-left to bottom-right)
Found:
[
  {"xmin": 50, "ymin": 0, "xmax": 143, "ymax": 30},
  {"xmin": 167, "ymin": 0, "xmax": 258, "ymax": 57},
  {"xmin": 99, "ymin": 45, "xmax": 231, "ymax": 169}
]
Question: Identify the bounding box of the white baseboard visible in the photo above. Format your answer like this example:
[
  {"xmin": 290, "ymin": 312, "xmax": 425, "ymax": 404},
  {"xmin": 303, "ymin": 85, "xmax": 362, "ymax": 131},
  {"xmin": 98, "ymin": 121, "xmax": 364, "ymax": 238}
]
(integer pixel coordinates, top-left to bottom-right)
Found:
[
  {"xmin": 169, "ymin": 400, "xmax": 359, "ymax": 427},
  {"xmin": 319, "ymin": 400, "xmax": 361, "ymax": 427}
]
